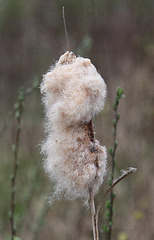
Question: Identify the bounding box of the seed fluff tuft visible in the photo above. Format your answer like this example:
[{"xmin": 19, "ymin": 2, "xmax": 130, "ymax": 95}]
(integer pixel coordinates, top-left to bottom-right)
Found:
[{"xmin": 41, "ymin": 51, "xmax": 107, "ymax": 204}]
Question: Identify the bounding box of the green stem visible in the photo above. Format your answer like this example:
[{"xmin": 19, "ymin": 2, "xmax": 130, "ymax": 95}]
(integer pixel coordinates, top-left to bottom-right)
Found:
[
  {"xmin": 10, "ymin": 99, "xmax": 23, "ymax": 240},
  {"xmin": 106, "ymin": 87, "xmax": 124, "ymax": 240}
]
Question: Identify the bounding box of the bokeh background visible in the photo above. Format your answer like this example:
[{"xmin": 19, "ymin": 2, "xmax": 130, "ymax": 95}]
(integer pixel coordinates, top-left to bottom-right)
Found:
[{"xmin": 0, "ymin": 0, "xmax": 154, "ymax": 239}]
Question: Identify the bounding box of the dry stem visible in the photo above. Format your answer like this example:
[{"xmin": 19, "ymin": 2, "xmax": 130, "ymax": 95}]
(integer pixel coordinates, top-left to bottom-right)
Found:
[
  {"xmin": 88, "ymin": 119, "xmax": 100, "ymax": 240},
  {"xmin": 62, "ymin": 6, "xmax": 71, "ymax": 52},
  {"xmin": 89, "ymin": 189, "xmax": 99, "ymax": 240}
]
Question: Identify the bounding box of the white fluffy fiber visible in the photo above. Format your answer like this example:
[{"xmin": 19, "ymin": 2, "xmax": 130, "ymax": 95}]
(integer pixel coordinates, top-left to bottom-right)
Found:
[{"xmin": 41, "ymin": 51, "xmax": 107, "ymax": 202}]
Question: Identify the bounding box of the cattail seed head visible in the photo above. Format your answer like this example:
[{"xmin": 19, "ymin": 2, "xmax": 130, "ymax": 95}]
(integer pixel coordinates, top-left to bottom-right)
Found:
[{"xmin": 41, "ymin": 51, "xmax": 107, "ymax": 203}]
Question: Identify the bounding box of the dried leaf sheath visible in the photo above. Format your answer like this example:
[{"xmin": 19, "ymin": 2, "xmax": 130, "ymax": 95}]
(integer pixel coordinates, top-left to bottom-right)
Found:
[{"xmin": 41, "ymin": 51, "xmax": 107, "ymax": 202}]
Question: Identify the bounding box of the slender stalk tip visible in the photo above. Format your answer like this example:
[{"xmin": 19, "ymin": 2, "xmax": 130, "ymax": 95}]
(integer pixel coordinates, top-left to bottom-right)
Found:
[{"xmin": 62, "ymin": 6, "xmax": 71, "ymax": 52}]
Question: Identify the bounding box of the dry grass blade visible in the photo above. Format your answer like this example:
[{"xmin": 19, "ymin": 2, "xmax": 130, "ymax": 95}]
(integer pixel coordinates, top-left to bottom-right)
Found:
[{"xmin": 96, "ymin": 167, "xmax": 137, "ymax": 218}]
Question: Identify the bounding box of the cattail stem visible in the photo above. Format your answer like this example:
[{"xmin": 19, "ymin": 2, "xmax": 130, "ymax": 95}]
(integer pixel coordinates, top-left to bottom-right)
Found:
[
  {"xmin": 88, "ymin": 119, "xmax": 99, "ymax": 240},
  {"xmin": 89, "ymin": 189, "xmax": 99, "ymax": 240}
]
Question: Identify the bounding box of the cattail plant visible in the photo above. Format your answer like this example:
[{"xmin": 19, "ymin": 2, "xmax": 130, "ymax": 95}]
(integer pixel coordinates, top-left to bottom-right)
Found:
[
  {"xmin": 41, "ymin": 51, "xmax": 107, "ymax": 239},
  {"xmin": 41, "ymin": 51, "xmax": 107, "ymax": 200}
]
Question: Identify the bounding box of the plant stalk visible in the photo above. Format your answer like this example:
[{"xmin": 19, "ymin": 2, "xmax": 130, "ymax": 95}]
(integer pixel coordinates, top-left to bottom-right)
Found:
[
  {"xmin": 89, "ymin": 189, "xmax": 99, "ymax": 240},
  {"xmin": 10, "ymin": 101, "xmax": 23, "ymax": 240}
]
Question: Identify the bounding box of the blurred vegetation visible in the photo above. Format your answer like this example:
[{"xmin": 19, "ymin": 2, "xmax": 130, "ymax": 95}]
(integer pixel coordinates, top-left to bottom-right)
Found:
[{"xmin": 0, "ymin": 0, "xmax": 154, "ymax": 239}]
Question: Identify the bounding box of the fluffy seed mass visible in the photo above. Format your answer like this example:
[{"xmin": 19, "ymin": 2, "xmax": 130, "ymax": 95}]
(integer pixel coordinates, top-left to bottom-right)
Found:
[{"xmin": 41, "ymin": 51, "xmax": 107, "ymax": 202}]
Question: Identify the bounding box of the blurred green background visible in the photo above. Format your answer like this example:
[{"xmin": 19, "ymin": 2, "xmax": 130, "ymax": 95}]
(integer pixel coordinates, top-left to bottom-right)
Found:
[{"xmin": 0, "ymin": 0, "xmax": 154, "ymax": 239}]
